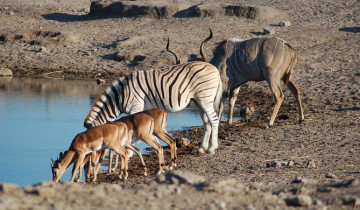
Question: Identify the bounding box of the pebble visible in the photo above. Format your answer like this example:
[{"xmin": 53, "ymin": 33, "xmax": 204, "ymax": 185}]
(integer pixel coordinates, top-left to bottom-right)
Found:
[
  {"xmin": 291, "ymin": 177, "xmax": 318, "ymax": 185},
  {"xmin": 178, "ymin": 138, "xmax": 190, "ymax": 147},
  {"xmin": 285, "ymin": 195, "xmax": 312, "ymax": 206},
  {"xmin": 306, "ymin": 159, "xmax": 316, "ymax": 168},
  {"xmin": 325, "ymin": 172, "xmax": 337, "ymax": 179},
  {"xmin": 0, "ymin": 67, "xmax": 13, "ymax": 77},
  {"xmin": 263, "ymin": 27, "xmax": 275, "ymax": 35},
  {"xmin": 279, "ymin": 21, "xmax": 291, "ymax": 27},
  {"xmin": 343, "ymin": 196, "xmax": 360, "ymax": 206}
]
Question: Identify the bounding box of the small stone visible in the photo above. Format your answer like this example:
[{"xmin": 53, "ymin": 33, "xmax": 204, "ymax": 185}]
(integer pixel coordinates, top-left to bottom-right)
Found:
[
  {"xmin": 285, "ymin": 195, "xmax": 312, "ymax": 206},
  {"xmin": 0, "ymin": 67, "xmax": 13, "ymax": 77},
  {"xmin": 325, "ymin": 172, "xmax": 337, "ymax": 179},
  {"xmin": 291, "ymin": 177, "xmax": 317, "ymax": 185},
  {"xmin": 342, "ymin": 178, "xmax": 359, "ymax": 187},
  {"xmin": 343, "ymin": 196, "xmax": 360, "ymax": 206},
  {"xmin": 164, "ymin": 170, "xmax": 206, "ymax": 185},
  {"xmin": 288, "ymin": 160, "xmax": 294, "ymax": 167},
  {"xmin": 263, "ymin": 27, "xmax": 275, "ymax": 35},
  {"xmin": 279, "ymin": 21, "xmax": 291, "ymax": 27},
  {"xmin": 306, "ymin": 159, "xmax": 316, "ymax": 168},
  {"xmin": 0, "ymin": 183, "xmax": 23, "ymax": 195},
  {"xmin": 39, "ymin": 47, "xmax": 47, "ymax": 52},
  {"xmin": 314, "ymin": 199, "xmax": 324, "ymax": 206},
  {"xmin": 8, "ymin": 11, "xmax": 14, "ymax": 15},
  {"xmin": 96, "ymin": 78, "xmax": 106, "ymax": 85},
  {"xmin": 155, "ymin": 173, "xmax": 166, "ymax": 183},
  {"xmin": 178, "ymin": 138, "xmax": 190, "ymax": 147}
]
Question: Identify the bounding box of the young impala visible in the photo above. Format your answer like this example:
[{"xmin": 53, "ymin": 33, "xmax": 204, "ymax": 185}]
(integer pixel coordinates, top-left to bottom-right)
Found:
[
  {"xmin": 107, "ymin": 108, "xmax": 177, "ymax": 174},
  {"xmin": 51, "ymin": 123, "xmax": 130, "ymax": 182}
]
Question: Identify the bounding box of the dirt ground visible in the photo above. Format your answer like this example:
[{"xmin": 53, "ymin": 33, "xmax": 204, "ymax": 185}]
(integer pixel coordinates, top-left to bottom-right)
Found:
[{"xmin": 0, "ymin": 0, "xmax": 359, "ymax": 209}]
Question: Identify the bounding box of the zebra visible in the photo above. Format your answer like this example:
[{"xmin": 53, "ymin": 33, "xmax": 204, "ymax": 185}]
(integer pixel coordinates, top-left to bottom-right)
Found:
[
  {"xmin": 200, "ymin": 29, "xmax": 304, "ymax": 126},
  {"xmin": 84, "ymin": 61, "xmax": 223, "ymax": 154}
]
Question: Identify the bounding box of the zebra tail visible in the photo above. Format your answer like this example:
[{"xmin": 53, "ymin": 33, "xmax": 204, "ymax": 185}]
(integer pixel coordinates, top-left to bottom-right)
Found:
[
  {"xmin": 284, "ymin": 51, "xmax": 297, "ymax": 86},
  {"xmin": 214, "ymin": 78, "xmax": 223, "ymax": 113}
]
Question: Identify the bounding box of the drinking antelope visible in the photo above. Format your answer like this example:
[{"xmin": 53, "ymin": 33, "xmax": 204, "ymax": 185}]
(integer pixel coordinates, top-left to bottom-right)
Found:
[
  {"xmin": 108, "ymin": 108, "xmax": 177, "ymax": 173},
  {"xmin": 84, "ymin": 61, "xmax": 222, "ymax": 154},
  {"xmin": 200, "ymin": 29, "xmax": 304, "ymax": 126},
  {"xmin": 51, "ymin": 123, "xmax": 130, "ymax": 182}
]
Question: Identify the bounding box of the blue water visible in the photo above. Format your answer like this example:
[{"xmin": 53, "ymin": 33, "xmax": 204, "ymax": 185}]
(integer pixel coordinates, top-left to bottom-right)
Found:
[{"xmin": 0, "ymin": 78, "xmax": 211, "ymax": 186}]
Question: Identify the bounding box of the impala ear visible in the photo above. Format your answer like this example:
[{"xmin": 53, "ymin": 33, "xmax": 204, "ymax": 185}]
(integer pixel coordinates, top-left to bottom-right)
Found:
[
  {"xmin": 51, "ymin": 159, "xmax": 56, "ymax": 165},
  {"xmin": 59, "ymin": 152, "xmax": 64, "ymax": 160}
]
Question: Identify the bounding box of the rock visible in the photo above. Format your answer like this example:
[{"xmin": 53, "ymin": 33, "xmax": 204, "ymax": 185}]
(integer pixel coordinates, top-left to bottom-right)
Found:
[
  {"xmin": 266, "ymin": 160, "xmax": 291, "ymax": 168},
  {"xmin": 0, "ymin": 67, "xmax": 13, "ymax": 77},
  {"xmin": 263, "ymin": 27, "xmax": 275, "ymax": 35},
  {"xmin": 291, "ymin": 177, "xmax": 317, "ymax": 185},
  {"xmin": 342, "ymin": 178, "xmax": 360, "ymax": 187},
  {"xmin": 285, "ymin": 195, "xmax": 312, "ymax": 206},
  {"xmin": 178, "ymin": 138, "xmax": 190, "ymax": 147},
  {"xmin": 279, "ymin": 21, "xmax": 291, "ymax": 27},
  {"xmin": 343, "ymin": 196, "xmax": 360, "ymax": 206},
  {"xmin": 325, "ymin": 172, "xmax": 337, "ymax": 179},
  {"xmin": 39, "ymin": 47, "xmax": 47, "ymax": 52},
  {"xmin": 306, "ymin": 159, "xmax": 316, "ymax": 168},
  {"xmin": 8, "ymin": 11, "xmax": 14, "ymax": 16},
  {"xmin": 0, "ymin": 183, "xmax": 23, "ymax": 195},
  {"xmin": 96, "ymin": 78, "xmax": 106, "ymax": 85},
  {"xmin": 158, "ymin": 170, "xmax": 206, "ymax": 185}
]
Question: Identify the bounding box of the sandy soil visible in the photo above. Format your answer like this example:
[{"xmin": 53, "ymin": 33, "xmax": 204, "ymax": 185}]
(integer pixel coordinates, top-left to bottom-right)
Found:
[{"xmin": 0, "ymin": 0, "xmax": 359, "ymax": 209}]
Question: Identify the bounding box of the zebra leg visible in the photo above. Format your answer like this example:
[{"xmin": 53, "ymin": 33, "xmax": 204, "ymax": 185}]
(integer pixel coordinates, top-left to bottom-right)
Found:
[
  {"xmin": 228, "ymin": 87, "xmax": 240, "ymax": 125},
  {"xmin": 286, "ymin": 79, "xmax": 304, "ymax": 123},
  {"xmin": 194, "ymin": 101, "xmax": 219, "ymax": 154}
]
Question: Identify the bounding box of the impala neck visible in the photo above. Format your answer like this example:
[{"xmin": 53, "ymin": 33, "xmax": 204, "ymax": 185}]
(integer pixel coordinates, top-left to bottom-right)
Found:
[{"xmin": 57, "ymin": 150, "xmax": 76, "ymax": 179}]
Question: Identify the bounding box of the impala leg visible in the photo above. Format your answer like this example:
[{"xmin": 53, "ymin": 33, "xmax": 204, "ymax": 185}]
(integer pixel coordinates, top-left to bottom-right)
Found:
[
  {"xmin": 70, "ymin": 153, "xmax": 85, "ymax": 182},
  {"xmin": 92, "ymin": 149, "xmax": 107, "ymax": 182},
  {"xmin": 111, "ymin": 146, "xmax": 129, "ymax": 180},
  {"xmin": 287, "ymin": 80, "xmax": 304, "ymax": 123},
  {"xmin": 156, "ymin": 132, "xmax": 177, "ymax": 169},
  {"xmin": 228, "ymin": 87, "xmax": 240, "ymax": 125},
  {"xmin": 108, "ymin": 149, "xmax": 113, "ymax": 174},
  {"xmin": 113, "ymin": 153, "xmax": 119, "ymax": 171},
  {"xmin": 142, "ymin": 135, "xmax": 165, "ymax": 173},
  {"xmin": 127, "ymin": 143, "xmax": 148, "ymax": 176}
]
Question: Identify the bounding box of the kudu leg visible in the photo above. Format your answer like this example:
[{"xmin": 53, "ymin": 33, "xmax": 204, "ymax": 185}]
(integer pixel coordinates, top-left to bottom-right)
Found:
[
  {"xmin": 228, "ymin": 87, "xmax": 240, "ymax": 125},
  {"xmin": 267, "ymin": 79, "xmax": 284, "ymax": 126},
  {"xmin": 287, "ymin": 80, "xmax": 304, "ymax": 123}
]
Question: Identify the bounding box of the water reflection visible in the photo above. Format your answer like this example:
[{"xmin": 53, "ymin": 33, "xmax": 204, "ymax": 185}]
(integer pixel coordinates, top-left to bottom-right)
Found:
[{"xmin": 0, "ymin": 77, "xmax": 207, "ymax": 186}]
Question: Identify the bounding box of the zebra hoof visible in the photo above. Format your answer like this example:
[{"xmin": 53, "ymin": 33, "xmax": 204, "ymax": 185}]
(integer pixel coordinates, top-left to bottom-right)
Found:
[
  {"xmin": 208, "ymin": 147, "xmax": 216, "ymax": 155},
  {"xmin": 197, "ymin": 147, "xmax": 206, "ymax": 154}
]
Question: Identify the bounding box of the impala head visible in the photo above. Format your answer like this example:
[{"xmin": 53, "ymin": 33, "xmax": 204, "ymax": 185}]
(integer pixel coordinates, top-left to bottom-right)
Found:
[
  {"xmin": 84, "ymin": 79, "xmax": 125, "ymax": 129},
  {"xmin": 51, "ymin": 151, "xmax": 66, "ymax": 182}
]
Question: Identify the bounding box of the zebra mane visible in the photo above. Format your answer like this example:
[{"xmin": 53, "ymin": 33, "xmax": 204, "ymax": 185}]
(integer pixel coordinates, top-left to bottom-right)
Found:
[{"xmin": 84, "ymin": 79, "xmax": 120, "ymax": 128}]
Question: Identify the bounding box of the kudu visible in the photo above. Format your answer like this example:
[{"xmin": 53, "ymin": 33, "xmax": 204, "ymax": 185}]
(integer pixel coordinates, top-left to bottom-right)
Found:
[{"xmin": 200, "ymin": 29, "xmax": 304, "ymax": 126}]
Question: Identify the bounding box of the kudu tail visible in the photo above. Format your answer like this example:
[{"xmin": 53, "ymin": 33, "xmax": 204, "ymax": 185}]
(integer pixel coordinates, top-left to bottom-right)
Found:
[{"xmin": 200, "ymin": 28, "xmax": 213, "ymax": 62}]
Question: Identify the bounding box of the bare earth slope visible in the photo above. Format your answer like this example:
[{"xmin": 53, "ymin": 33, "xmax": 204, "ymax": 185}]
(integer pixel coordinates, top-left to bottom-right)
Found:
[{"xmin": 0, "ymin": 0, "xmax": 359, "ymax": 209}]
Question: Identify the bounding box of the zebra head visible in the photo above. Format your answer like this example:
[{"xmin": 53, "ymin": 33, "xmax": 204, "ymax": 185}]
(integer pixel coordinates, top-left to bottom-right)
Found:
[{"xmin": 84, "ymin": 79, "xmax": 124, "ymax": 129}]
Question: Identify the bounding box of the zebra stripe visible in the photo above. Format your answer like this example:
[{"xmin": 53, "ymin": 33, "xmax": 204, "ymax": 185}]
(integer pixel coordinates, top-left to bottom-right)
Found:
[{"xmin": 84, "ymin": 61, "xmax": 223, "ymax": 153}]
